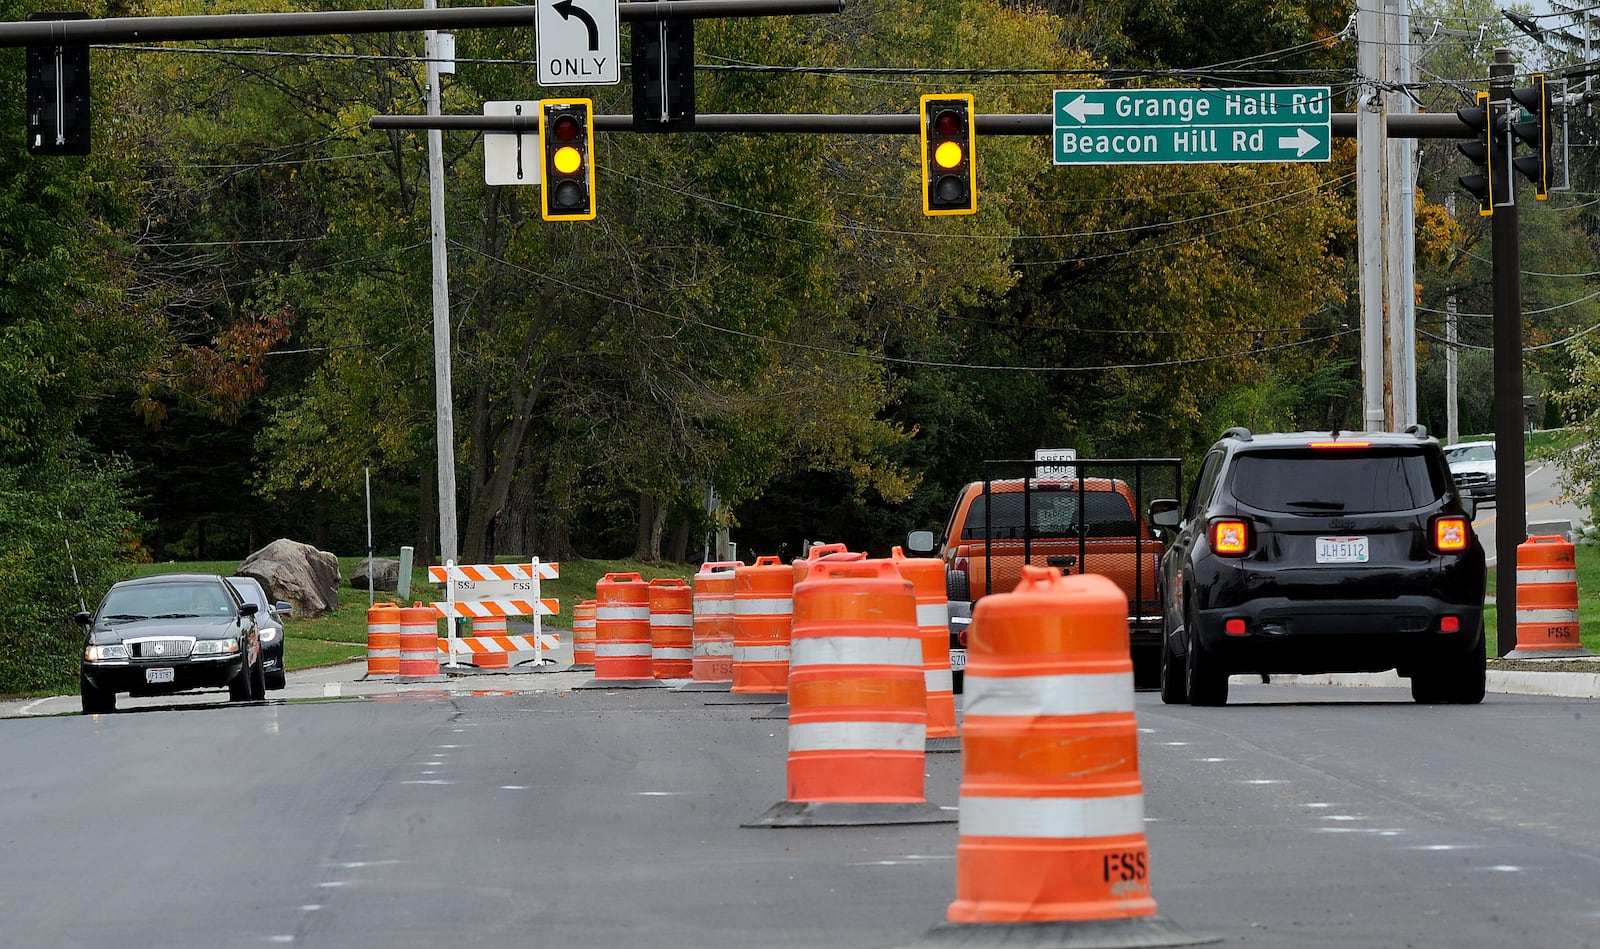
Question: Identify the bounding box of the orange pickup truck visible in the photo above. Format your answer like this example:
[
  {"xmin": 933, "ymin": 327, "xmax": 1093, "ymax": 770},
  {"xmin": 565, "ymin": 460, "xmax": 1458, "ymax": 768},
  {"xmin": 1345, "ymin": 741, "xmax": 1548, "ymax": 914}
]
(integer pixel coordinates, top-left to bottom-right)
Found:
[{"xmin": 907, "ymin": 457, "xmax": 1183, "ymax": 687}]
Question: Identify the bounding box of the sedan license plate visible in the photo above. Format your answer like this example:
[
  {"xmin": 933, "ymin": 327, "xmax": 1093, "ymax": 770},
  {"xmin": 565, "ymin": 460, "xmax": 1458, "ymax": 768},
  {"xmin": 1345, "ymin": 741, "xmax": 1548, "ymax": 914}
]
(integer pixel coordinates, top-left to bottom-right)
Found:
[
  {"xmin": 949, "ymin": 649, "xmax": 967, "ymax": 672},
  {"xmin": 1316, "ymin": 535, "xmax": 1369, "ymax": 564},
  {"xmin": 145, "ymin": 667, "xmax": 175, "ymax": 684}
]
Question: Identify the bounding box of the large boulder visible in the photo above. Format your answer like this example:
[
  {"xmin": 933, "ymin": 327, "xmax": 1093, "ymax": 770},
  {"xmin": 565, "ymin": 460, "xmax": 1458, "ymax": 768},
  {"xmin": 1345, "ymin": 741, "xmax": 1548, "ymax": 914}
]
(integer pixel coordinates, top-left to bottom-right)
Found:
[
  {"xmin": 349, "ymin": 558, "xmax": 401, "ymax": 593},
  {"xmin": 238, "ymin": 539, "xmax": 340, "ymax": 619}
]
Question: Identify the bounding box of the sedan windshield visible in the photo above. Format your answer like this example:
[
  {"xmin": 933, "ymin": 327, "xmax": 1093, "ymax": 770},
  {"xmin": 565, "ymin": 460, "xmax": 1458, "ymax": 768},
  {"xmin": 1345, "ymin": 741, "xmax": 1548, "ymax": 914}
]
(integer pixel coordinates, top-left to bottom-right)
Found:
[{"xmin": 100, "ymin": 583, "xmax": 233, "ymax": 620}]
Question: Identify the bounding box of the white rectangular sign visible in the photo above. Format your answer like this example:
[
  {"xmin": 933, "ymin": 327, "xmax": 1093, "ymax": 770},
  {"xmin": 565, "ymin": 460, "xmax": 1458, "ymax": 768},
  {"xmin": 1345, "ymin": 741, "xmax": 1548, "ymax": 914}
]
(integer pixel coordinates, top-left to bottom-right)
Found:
[
  {"xmin": 484, "ymin": 101, "xmax": 541, "ymax": 186},
  {"xmin": 537, "ymin": 0, "xmax": 620, "ymax": 86}
]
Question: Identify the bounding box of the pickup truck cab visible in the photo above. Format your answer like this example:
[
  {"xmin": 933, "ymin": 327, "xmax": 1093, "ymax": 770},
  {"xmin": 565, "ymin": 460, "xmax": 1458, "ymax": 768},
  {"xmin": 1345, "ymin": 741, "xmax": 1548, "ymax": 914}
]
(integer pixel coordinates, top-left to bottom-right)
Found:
[{"xmin": 909, "ymin": 456, "xmax": 1183, "ymax": 688}]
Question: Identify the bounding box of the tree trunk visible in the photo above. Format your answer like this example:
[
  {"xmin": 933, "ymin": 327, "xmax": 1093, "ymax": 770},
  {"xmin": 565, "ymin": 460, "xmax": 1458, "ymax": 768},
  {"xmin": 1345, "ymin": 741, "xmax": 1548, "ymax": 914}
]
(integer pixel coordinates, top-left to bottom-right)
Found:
[
  {"xmin": 666, "ymin": 515, "xmax": 691, "ymax": 564},
  {"xmin": 632, "ymin": 490, "xmax": 667, "ymax": 562}
]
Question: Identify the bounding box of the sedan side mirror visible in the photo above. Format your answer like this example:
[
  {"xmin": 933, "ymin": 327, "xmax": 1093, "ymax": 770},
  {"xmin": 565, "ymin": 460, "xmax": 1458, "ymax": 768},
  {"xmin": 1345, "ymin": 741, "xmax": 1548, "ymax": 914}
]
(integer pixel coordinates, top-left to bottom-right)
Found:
[
  {"xmin": 240, "ymin": 602, "xmax": 259, "ymax": 616},
  {"xmin": 274, "ymin": 601, "xmax": 292, "ymax": 615},
  {"xmin": 74, "ymin": 611, "xmax": 92, "ymax": 626}
]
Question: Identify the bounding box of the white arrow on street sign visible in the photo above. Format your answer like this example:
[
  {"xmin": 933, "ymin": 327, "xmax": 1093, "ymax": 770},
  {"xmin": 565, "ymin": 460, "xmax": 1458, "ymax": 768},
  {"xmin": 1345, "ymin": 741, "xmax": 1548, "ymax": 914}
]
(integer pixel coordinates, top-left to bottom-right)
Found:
[
  {"xmin": 483, "ymin": 101, "xmax": 541, "ymax": 186},
  {"xmin": 537, "ymin": 0, "xmax": 619, "ymax": 87},
  {"xmin": 1277, "ymin": 127, "xmax": 1321, "ymax": 157},
  {"xmin": 1058, "ymin": 94, "xmax": 1105, "ymax": 124}
]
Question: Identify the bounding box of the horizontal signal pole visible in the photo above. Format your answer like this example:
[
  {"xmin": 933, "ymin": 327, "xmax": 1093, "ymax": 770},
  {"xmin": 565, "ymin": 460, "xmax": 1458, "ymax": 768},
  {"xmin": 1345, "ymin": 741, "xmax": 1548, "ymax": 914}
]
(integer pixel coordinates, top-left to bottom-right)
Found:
[
  {"xmin": 370, "ymin": 111, "xmax": 1473, "ymax": 138},
  {"xmin": 0, "ymin": 0, "xmax": 841, "ymax": 47}
]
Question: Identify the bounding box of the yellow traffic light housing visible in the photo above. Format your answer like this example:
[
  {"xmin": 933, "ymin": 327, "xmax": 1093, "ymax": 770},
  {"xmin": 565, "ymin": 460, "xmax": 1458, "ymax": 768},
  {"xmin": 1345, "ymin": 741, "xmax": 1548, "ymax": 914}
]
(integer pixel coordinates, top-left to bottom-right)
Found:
[
  {"xmin": 540, "ymin": 98, "xmax": 595, "ymax": 221},
  {"xmin": 920, "ymin": 94, "xmax": 975, "ymax": 216}
]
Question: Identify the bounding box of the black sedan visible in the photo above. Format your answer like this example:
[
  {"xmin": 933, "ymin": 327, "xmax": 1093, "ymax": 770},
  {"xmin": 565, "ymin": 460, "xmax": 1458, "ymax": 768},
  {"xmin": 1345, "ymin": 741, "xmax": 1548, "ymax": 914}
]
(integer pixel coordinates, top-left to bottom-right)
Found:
[
  {"xmin": 77, "ymin": 573, "xmax": 265, "ymax": 715},
  {"xmin": 226, "ymin": 576, "xmax": 291, "ymax": 690}
]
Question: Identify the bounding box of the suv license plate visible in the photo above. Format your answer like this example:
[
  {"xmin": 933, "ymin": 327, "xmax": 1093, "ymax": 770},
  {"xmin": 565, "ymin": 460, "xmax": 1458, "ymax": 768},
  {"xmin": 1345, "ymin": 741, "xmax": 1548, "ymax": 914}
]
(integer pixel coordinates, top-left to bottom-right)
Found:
[
  {"xmin": 949, "ymin": 649, "xmax": 967, "ymax": 672},
  {"xmin": 145, "ymin": 667, "xmax": 175, "ymax": 684},
  {"xmin": 1316, "ymin": 536, "xmax": 1369, "ymax": 564}
]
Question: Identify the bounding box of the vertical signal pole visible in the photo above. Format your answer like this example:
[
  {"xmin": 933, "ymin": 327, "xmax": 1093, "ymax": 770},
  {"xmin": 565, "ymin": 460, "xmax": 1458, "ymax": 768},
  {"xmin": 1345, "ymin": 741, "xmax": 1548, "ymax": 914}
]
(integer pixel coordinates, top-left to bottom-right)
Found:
[
  {"xmin": 425, "ymin": 0, "xmax": 459, "ymax": 570},
  {"xmin": 1491, "ymin": 48, "xmax": 1524, "ymax": 658}
]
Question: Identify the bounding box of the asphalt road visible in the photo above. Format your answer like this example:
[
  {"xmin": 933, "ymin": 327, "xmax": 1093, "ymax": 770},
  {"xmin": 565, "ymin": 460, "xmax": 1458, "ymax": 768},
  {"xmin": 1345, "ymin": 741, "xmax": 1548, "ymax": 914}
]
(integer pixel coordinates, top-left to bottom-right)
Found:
[{"xmin": 2, "ymin": 668, "xmax": 1598, "ymax": 949}]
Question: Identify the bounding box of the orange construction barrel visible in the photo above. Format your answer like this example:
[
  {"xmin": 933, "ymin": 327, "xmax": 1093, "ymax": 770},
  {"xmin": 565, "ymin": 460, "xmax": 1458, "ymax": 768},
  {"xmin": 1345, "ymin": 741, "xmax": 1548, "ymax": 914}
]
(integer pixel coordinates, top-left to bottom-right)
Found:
[
  {"xmin": 649, "ymin": 577, "xmax": 694, "ymax": 679},
  {"xmin": 397, "ymin": 603, "xmax": 441, "ymax": 678},
  {"xmin": 890, "ymin": 547, "xmax": 960, "ymax": 744},
  {"xmin": 587, "ymin": 572, "xmax": 661, "ymax": 687},
  {"xmin": 366, "ymin": 602, "xmax": 402, "ymax": 677},
  {"xmin": 1510, "ymin": 534, "xmax": 1595, "ymax": 658},
  {"xmin": 690, "ymin": 562, "xmax": 739, "ymax": 686},
  {"xmin": 571, "ymin": 599, "xmax": 597, "ymax": 670},
  {"xmin": 732, "ymin": 556, "xmax": 795, "ymax": 695},
  {"xmin": 948, "ymin": 566, "xmax": 1156, "ymax": 924}
]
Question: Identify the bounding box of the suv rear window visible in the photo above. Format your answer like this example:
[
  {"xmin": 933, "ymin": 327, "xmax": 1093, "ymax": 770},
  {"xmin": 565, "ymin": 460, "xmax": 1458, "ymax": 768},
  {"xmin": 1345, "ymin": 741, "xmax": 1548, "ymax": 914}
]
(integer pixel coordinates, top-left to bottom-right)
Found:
[
  {"xmin": 962, "ymin": 490, "xmax": 1138, "ymax": 538},
  {"xmin": 1228, "ymin": 449, "xmax": 1448, "ymax": 514}
]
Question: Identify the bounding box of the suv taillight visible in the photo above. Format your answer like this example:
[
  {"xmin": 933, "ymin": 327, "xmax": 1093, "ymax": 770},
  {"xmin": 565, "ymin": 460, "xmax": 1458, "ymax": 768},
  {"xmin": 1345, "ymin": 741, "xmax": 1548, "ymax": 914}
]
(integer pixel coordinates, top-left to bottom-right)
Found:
[
  {"xmin": 1210, "ymin": 518, "xmax": 1249, "ymax": 556},
  {"xmin": 1432, "ymin": 515, "xmax": 1470, "ymax": 553}
]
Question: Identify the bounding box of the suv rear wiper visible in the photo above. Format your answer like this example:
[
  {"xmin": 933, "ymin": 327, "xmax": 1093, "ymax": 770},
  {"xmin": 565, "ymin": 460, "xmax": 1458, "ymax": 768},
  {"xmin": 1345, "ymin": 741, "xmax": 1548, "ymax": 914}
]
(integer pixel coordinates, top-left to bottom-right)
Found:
[{"xmin": 1285, "ymin": 500, "xmax": 1345, "ymax": 510}]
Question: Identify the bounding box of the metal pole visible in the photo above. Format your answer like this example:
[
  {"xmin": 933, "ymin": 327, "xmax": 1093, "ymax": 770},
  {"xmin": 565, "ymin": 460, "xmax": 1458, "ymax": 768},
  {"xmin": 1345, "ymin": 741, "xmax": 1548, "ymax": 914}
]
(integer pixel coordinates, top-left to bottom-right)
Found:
[
  {"xmin": 1446, "ymin": 190, "xmax": 1459, "ymax": 445},
  {"xmin": 1490, "ymin": 48, "xmax": 1524, "ymax": 658},
  {"xmin": 365, "ymin": 464, "xmax": 374, "ymax": 608},
  {"xmin": 425, "ymin": 2, "xmax": 458, "ymax": 573},
  {"xmin": 1358, "ymin": 3, "xmax": 1387, "ymax": 431}
]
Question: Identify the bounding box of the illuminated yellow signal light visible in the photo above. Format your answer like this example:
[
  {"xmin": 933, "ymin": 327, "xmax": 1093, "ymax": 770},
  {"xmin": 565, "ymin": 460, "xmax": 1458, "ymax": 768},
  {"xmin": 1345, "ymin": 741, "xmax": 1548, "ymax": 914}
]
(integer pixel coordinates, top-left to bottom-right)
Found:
[
  {"xmin": 920, "ymin": 94, "xmax": 976, "ymax": 216},
  {"xmin": 539, "ymin": 98, "xmax": 595, "ymax": 222}
]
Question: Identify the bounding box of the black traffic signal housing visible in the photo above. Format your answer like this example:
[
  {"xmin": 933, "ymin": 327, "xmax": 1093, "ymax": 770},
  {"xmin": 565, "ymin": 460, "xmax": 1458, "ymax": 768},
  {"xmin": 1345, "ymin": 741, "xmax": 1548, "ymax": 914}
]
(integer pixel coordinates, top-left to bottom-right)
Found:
[
  {"xmin": 1456, "ymin": 91, "xmax": 1499, "ymax": 216},
  {"xmin": 631, "ymin": 18, "xmax": 694, "ymax": 132},
  {"xmin": 1511, "ymin": 73, "xmax": 1551, "ymax": 200},
  {"xmin": 920, "ymin": 94, "xmax": 976, "ymax": 216},
  {"xmin": 540, "ymin": 98, "xmax": 595, "ymax": 221},
  {"xmin": 25, "ymin": 12, "xmax": 91, "ymax": 156}
]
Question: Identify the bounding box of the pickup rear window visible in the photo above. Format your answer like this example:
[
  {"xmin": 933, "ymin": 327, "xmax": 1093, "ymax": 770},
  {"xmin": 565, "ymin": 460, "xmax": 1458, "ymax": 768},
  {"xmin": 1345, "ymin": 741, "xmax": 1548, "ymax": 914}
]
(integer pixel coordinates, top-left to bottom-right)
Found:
[
  {"xmin": 961, "ymin": 490, "xmax": 1139, "ymax": 539},
  {"xmin": 1228, "ymin": 449, "xmax": 1448, "ymax": 514}
]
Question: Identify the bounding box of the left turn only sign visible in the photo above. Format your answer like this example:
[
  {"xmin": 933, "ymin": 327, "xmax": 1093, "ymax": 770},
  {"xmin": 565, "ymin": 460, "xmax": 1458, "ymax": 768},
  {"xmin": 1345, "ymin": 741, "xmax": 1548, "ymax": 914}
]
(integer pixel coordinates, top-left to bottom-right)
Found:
[{"xmin": 537, "ymin": 0, "xmax": 620, "ymax": 86}]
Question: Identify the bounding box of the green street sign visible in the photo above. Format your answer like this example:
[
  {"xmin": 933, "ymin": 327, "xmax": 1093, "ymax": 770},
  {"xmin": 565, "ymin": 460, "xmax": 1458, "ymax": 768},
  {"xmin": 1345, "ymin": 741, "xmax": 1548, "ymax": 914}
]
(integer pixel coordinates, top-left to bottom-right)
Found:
[{"xmin": 1053, "ymin": 87, "xmax": 1332, "ymax": 166}]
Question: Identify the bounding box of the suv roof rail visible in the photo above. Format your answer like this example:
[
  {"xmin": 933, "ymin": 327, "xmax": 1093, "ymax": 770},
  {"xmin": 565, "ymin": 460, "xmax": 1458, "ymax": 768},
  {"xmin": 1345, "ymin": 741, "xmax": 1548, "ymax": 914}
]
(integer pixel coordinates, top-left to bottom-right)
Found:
[
  {"xmin": 1221, "ymin": 426, "xmax": 1253, "ymax": 442},
  {"xmin": 1404, "ymin": 423, "xmax": 1429, "ymax": 439}
]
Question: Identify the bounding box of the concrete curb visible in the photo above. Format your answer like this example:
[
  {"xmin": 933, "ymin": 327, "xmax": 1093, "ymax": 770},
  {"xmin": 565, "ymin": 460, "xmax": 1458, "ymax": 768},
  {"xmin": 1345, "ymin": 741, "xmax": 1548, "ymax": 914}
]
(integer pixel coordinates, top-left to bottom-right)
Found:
[{"xmin": 1250, "ymin": 670, "xmax": 1600, "ymax": 699}]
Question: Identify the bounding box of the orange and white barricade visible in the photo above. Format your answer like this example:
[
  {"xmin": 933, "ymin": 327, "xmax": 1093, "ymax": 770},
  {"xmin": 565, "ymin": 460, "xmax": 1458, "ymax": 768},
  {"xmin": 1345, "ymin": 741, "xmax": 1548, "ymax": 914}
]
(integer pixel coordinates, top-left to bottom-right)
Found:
[
  {"xmin": 1509, "ymin": 535, "xmax": 1596, "ymax": 658},
  {"xmin": 684, "ymin": 562, "xmax": 738, "ymax": 691},
  {"xmin": 571, "ymin": 599, "xmax": 597, "ymax": 670},
  {"xmin": 649, "ymin": 577, "xmax": 694, "ymax": 679},
  {"xmin": 397, "ymin": 603, "xmax": 442, "ymax": 679},
  {"xmin": 428, "ymin": 559, "xmax": 560, "ymax": 668},
  {"xmin": 890, "ymin": 547, "xmax": 960, "ymax": 747},
  {"xmin": 365, "ymin": 602, "xmax": 402, "ymax": 678},
  {"xmin": 577, "ymin": 572, "xmax": 664, "ymax": 689},
  {"xmin": 731, "ymin": 556, "xmax": 795, "ymax": 697},
  {"xmin": 469, "ymin": 615, "xmax": 510, "ymax": 668},
  {"xmin": 747, "ymin": 558, "xmax": 949, "ymax": 827}
]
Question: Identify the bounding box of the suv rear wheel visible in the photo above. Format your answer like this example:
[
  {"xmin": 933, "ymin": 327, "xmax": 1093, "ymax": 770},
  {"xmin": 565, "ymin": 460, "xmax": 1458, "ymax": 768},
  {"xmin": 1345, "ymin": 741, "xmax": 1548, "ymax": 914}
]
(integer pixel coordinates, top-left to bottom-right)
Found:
[
  {"xmin": 1159, "ymin": 615, "xmax": 1189, "ymax": 705},
  {"xmin": 1185, "ymin": 616, "xmax": 1229, "ymax": 706},
  {"xmin": 1410, "ymin": 636, "xmax": 1487, "ymax": 705}
]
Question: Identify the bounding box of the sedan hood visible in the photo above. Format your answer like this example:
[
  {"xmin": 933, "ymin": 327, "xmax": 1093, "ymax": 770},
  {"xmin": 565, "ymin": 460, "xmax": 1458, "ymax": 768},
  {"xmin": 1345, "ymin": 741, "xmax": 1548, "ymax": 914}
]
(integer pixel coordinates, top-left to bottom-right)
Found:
[{"xmin": 90, "ymin": 615, "xmax": 245, "ymax": 644}]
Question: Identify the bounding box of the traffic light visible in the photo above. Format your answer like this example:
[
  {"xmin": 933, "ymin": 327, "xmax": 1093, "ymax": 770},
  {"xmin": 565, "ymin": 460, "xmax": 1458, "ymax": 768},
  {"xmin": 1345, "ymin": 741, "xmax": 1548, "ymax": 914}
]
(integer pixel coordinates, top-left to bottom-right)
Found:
[
  {"xmin": 920, "ymin": 94, "xmax": 976, "ymax": 216},
  {"xmin": 1511, "ymin": 73, "xmax": 1551, "ymax": 200},
  {"xmin": 25, "ymin": 12, "xmax": 91, "ymax": 156},
  {"xmin": 1456, "ymin": 91, "xmax": 1498, "ymax": 216},
  {"xmin": 631, "ymin": 18, "xmax": 694, "ymax": 132},
  {"xmin": 540, "ymin": 99, "xmax": 595, "ymax": 221}
]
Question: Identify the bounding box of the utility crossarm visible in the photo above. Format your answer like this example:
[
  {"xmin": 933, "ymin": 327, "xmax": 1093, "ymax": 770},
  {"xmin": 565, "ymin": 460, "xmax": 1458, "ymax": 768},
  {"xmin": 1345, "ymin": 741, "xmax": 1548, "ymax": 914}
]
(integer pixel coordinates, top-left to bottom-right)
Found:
[
  {"xmin": 370, "ymin": 111, "xmax": 1473, "ymax": 137},
  {"xmin": 0, "ymin": 1, "xmax": 841, "ymax": 46}
]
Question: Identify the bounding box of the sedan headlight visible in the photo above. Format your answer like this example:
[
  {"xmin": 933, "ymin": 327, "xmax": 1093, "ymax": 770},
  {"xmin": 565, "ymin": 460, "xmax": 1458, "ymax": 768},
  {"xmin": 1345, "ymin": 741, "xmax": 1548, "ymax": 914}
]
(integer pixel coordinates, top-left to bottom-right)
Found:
[
  {"xmin": 191, "ymin": 638, "xmax": 241, "ymax": 656},
  {"xmin": 259, "ymin": 628, "xmax": 279, "ymax": 644},
  {"xmin": 85, "ymin": 643, "xmax": 128, "ymax": 662}
]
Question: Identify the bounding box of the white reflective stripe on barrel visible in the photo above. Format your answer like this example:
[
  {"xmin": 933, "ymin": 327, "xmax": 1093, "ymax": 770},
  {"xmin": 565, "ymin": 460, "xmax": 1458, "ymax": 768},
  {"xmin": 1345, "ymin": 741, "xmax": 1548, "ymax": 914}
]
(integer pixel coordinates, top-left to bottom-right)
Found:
[
  {"xmin": 735, "ymin": 597, "xmax": 794, "ymax": 614},
  {"xmin": 692, "ymin": 601, "xmax": 731, "ymax": 617},
  {"xmin": 957, "ymin": 793, "xmax": 1146, "ymax": 839},
  {"xmin": 595, "ymin": 643, "xmax": 654, "ymax": 658},
  {"xmin": 596, "ymin": 606, "xmax": 651, "ymax": 621},
  {"xmin": 369, "ymin": 623, "xmax": 401, "ymax": 633},
  {"xmin": 652, "ymin": 615, "xmax": 693, "ymax": 627},
  {"xmin": 732, "ymin": 645, "xmax": 790, "ymax": 663},
  {"xmin": 790, "ymin": 635, "xmax": 921, "ymax": 668},
  {"xmin": 789, "ymin": 720, "xmax": 925, "ymax": 753},
  {"xmin": 916, "ymin": 603, "xmax": 948, "ymax": 626},
  {"xmin": 924, "ymin": 668, "xmax": 953, "ymax": 692},
  {"xmin": 964, "ymin": 671, "xmax": 1135, "ymax": 718},
  {"xmin": 1519, "ymin": 569, "xmax": 1577, "ymax": 583},
  {"xmin": 1516, "ymin": 608, "xmax": 1580, "ymax": 622}
]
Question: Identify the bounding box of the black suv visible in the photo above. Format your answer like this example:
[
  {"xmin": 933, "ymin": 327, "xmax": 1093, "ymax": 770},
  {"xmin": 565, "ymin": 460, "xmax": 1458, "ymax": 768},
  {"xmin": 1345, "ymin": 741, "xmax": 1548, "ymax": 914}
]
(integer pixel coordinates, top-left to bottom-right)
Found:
[{"xmin": 1152, "ymin": 427, "xmax": 1486, "ymax": 706}]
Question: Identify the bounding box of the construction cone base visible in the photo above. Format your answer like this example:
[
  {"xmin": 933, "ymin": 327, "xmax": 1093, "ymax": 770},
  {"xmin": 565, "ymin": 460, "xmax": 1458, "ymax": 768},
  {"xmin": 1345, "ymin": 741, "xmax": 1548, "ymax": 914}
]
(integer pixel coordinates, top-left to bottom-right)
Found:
[
  {"xmin": 899, "ymin": 916, "xmax": 1219, "ymax": 948},
  {"xmin": 743, "ymin": 800, "xmax": 956, "ymax": 828}
]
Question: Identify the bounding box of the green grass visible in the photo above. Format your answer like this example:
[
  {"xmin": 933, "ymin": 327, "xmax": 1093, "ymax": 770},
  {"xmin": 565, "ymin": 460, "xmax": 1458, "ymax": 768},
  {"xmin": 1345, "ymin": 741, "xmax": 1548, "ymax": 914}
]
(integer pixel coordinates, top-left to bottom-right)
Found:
[{"xmin": 128, "ymin": 556, "xmax": 697, "ymax": 673}]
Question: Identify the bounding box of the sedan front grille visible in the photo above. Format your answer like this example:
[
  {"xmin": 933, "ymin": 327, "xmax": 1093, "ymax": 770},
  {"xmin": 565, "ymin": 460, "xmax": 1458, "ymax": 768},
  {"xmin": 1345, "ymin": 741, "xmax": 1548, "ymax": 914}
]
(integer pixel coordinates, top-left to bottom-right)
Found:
[{"xmin": 129, "ymin": 638, "xmax": 194, "ymax": 659}]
